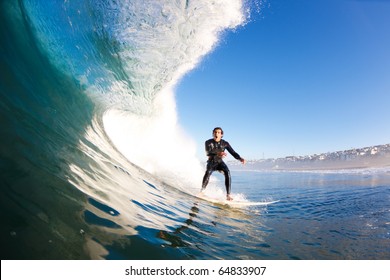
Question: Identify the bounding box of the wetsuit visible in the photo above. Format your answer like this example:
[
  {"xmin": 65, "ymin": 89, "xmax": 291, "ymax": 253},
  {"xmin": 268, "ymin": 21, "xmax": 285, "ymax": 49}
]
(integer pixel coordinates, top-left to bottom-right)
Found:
[{"xmin": 201, "ymin": 139, "xmax": 243, "ymax": 195}]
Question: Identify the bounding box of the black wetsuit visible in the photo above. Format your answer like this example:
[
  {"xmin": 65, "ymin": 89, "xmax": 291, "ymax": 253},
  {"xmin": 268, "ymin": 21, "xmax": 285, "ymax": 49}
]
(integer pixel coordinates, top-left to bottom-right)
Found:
[{"xmin": 201, "ymin": 139, "xmax": 243, "ymax": 195}]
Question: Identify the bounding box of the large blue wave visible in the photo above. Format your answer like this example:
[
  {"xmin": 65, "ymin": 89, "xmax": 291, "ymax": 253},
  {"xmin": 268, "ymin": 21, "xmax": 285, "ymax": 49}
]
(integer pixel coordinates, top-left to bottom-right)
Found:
[{"xmin": 0, "ymin": 0, "xmax": 248, "ymax": 259}]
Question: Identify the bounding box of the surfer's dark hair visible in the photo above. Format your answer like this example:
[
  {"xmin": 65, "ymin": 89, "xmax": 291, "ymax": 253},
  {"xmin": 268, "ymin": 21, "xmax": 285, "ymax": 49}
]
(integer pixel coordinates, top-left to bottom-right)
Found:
[{"xmin": 213, "ymin": 127, "xmax": 224, "ymax": 136}]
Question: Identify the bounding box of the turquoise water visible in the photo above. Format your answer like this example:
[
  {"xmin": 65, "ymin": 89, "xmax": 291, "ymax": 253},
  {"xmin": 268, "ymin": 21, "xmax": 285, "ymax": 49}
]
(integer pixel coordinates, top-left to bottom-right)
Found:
[{"xmin": 1, "ymin": 0, "xmax": 389, "ymax": 260}]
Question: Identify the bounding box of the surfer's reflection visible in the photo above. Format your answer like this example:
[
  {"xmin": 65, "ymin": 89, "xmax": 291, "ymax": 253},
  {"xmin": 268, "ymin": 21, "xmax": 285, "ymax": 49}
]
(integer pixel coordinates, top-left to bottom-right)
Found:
[
  {"xmin": 157, "ymin": 203, "xmax": 199, "ymax": 247},
  {"xmin": 157, "ymin": 199, "xmax": 258, "ymax": 248}
]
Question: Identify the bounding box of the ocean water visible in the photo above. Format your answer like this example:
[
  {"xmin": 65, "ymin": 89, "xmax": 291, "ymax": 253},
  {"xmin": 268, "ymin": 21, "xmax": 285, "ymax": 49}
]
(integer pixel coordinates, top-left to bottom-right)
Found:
[
  {"xmin": 1, "ymin": 0, "xmax": 389, "ymax": 260},
  {"xmin": 229, "ymin": 170, "xmax": 390, "ymax": 259}
]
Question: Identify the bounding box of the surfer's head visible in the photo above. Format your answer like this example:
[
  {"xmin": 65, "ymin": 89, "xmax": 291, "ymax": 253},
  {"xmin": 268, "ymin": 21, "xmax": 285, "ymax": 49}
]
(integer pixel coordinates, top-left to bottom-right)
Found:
[{"xmin": 212, "ymin": 127, "xmax": 223, "ymax": 141}]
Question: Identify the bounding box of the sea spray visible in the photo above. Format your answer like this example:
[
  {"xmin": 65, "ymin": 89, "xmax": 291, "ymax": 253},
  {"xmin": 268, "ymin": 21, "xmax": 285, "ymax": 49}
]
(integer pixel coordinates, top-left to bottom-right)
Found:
[
  {"xmin": 103, "ymin": 87, "xmax": 204, "ymax": 190},
  {"xmin": 100, "ymin": 0, "xmax": 247, "ymax": 189}
]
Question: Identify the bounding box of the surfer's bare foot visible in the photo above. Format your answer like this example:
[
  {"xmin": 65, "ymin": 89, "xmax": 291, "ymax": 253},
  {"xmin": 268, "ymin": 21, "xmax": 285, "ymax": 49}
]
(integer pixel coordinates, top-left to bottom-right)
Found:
[{"xmin": 227, "ymin": 194, "xmax": 233, "ymax": 201}]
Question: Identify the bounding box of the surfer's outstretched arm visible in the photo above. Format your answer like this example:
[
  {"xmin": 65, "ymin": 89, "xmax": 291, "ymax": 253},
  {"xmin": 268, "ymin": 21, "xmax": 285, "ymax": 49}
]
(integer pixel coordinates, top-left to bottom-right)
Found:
[{"xmin": 225, "ymin": 141, "xmax": 246, "ymax": 164}]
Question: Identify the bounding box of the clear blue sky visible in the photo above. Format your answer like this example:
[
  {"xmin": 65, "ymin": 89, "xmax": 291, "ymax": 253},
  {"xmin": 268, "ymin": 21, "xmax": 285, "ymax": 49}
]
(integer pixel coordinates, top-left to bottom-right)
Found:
[{"xmin": 176, "ymin": 0, "xmax": 390, "ymax": 160}]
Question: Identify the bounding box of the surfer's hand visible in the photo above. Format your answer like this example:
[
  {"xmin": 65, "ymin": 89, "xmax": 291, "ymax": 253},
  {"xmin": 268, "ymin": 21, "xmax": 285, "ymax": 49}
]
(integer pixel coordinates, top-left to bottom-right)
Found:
[
  {"xmin": 240, "ymin": 158, "xmax": 246, "ymax": 164},
  {"xmin": 217, "ymin": 151, "xmax": 227, "ymax": 158},
  {"xmin": 227, "ymin": 194, "xmax": 233, "ymax": 201}
]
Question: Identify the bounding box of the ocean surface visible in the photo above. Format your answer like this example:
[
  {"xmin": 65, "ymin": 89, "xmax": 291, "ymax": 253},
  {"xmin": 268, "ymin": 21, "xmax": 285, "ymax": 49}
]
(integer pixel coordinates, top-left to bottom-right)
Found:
[{"xmin": 1, "ymin": 0, "xmax": 389, "ymax": 260}]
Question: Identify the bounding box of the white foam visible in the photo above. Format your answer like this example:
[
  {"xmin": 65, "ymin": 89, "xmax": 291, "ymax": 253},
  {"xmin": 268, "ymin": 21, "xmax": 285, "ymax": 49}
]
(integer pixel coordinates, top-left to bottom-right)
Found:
[
  {"xmin": 103, "ymin": 89, "xmax": 204, "ymax": 190},
  {"xmin": 101, "ymin": 0, "xmax": 247, "ymax": 191}
]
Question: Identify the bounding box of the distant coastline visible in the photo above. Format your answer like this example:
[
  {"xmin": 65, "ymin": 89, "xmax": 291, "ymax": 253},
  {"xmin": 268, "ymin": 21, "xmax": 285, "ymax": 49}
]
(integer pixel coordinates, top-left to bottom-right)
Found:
[{"xmin": 229, "ymin": 144, "xmax": 390, "ymax": 171}]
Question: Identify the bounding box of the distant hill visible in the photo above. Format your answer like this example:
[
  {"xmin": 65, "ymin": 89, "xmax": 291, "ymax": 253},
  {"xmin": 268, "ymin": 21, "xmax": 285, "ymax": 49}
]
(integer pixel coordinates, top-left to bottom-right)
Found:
[{"xmin": 229, "ymin": 144, "xmax": 390, "ymax": 171}]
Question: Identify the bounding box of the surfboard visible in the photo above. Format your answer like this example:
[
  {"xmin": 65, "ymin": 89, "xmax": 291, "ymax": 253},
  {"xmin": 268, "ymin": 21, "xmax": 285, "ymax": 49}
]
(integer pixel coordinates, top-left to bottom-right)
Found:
[{"xmin": 196, "ymin": 193, "xmax": 279, "ymax": 207}]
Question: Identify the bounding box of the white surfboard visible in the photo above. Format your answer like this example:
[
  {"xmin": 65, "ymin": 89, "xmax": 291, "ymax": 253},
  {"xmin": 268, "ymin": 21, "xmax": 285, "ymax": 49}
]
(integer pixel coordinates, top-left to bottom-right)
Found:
[{"xmin": 196, "ymin": 193, "xmax": 279, "ymax": 207}]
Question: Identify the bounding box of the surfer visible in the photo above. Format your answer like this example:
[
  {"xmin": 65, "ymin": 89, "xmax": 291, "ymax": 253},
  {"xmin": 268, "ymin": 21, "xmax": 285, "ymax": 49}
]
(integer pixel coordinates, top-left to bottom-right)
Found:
[{"xmin": 201, "ymin": 127, "xmax": 246, "ymax": 201}]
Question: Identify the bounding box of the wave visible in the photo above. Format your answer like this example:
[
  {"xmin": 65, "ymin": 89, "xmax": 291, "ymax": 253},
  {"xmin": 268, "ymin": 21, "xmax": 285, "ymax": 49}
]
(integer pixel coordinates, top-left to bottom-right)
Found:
[{"xmin": 0, "ymin": 0, "xmax": 249, "ymax": 259}]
